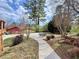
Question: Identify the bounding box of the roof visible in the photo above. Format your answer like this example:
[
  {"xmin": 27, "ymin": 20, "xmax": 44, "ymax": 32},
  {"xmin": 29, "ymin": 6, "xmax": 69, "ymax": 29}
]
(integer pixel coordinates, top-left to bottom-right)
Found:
[
  {"xmin": 7, "ymin": 26, "xmax": 20, "ymax": 30},
  {"xmin": 6, "ymin": 24, "xmax": 26, "ymax": 30},
  {"xmin": 6, "ymin": 25, "xmax": 19, "ymax": 30}
]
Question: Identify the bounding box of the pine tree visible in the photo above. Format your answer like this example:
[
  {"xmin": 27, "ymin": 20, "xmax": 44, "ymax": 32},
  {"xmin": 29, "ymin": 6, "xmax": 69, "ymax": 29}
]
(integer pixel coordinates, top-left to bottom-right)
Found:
[{"xmin": 24, "ymin": 0, "xmax": 46, "ymax": 32}]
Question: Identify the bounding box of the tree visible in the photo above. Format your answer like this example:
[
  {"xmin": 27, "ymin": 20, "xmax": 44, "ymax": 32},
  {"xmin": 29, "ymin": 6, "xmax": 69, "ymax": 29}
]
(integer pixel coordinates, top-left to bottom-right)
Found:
[
  {"xmin": 53, "ymin": 3, "xmax": 71, "ymax": 36},
  {"xmin": 71, "ymin": 0, "xmax": 79, "ymax": 13},
  {"xmin": 24, "ymin": 0, "xmax": 46, "ymax": 32},
  {"xmin": 54, "ymin": 0, "xmax": 79, "ymax": 36},
  {"xmin": 52, "ymin": 0, "xmax": 79, "ymax": 36},
  {"xmin": 23, "ymin": 14, "xmax": 31, "ymax": 40},
  {"xmin": 48, "ymin": 20, "xmax": 60, "ymax": 34}
]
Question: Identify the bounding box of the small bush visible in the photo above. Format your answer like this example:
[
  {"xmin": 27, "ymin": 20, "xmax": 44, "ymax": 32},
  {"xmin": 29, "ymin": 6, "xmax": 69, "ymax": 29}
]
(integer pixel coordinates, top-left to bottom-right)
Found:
[
  {"xmin": 60, "ymin": 36, "xmax": 79, "ymax": 47},
  {"xmin": 76, "ymin": 33, "xmax": 79, "ymax": 36},
  {"xmin": 73, "ymin": 39, "xmax": 79, "ymax": 47},
  {"xmin": 68, "ymin": 47, "xmax": 79, "ymax": 58},
  {"xmin": 46, "ymin": 36, "xmax": 50, "ymax": 40},
  {"xmin": 11, "ymin": 35, "xmax": 23, "ymax": 46},
  {"xmin": 51, "ymin": 35, "xmax": 55, "ymax": 39},
  {"xmin": 45, "ymin": 35, "xmax": 55, "ymax": 41}
]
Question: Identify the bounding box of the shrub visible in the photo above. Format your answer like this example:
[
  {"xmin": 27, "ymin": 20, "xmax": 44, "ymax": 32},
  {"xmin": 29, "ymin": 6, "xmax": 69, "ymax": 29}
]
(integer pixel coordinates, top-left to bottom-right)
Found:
[
  {"xmin": 60, "ymin": 36, "xmax": 75, "ymax": 45},
  {"xmin": 76, "ymin": 33, "xmax": 79, "ymax": 36},
  {"xmin": 73, "ymin": 39, "xmax": 79, "ymax": 47},
  {"xmin": 45, "ymin": 35, "xmax": 55, "ymax": 41},
  {"xmin": 48, "ymin": 21, "xmax": 71, "ymax": 33},
  {"xmin": 68, "ymin": 47, "xmax": 79, "ymax": 58},
  {"xmin": 11, "ymin": 35, "xmax": 23, "ymax": 46},
  {"xmin": 48, "ymin": 21, "xmax": 60, "ymax": 34},
  {"xmin": 46, "ymin": 36, "xmax": 51, "ymax": 40},
  {"xmin": 51, "ymin": 35, "xmax": 55, "ymax": 39}
]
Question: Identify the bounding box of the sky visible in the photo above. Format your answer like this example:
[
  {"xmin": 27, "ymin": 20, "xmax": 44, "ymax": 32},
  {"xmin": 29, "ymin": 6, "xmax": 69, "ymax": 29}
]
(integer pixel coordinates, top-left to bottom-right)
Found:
[
  {"xmin": 0, "ymin": 0, "xmax": 64, "ymax": 26},
  {"xmin": 43, "ymin": 0, "xmax": 64, "ymax": 26}
]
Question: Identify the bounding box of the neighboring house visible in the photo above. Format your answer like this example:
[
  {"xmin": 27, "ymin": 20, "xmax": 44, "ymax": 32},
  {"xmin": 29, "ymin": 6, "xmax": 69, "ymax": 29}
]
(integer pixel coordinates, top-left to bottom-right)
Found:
[
  {"xmin": 6, "ymin": 24, "xmax": 25, "ymax": 34},
  {"xmin": 6, "ymin": 26, "xmax": 21, "ymax": 34},
  {"xmin": 6, "ymin": 23, "xmax": 34, "ymax": 34}
]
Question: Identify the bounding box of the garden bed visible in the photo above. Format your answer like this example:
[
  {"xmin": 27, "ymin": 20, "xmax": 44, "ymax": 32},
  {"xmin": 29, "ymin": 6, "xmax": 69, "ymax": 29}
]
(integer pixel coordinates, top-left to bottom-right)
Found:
[
  {"xmin": 0, "ymin": 37, "xmax": 39, "ymax": 59},
  {"xmin": 47, "ymin": 35, "xmax": 79, "ymax": 59}
]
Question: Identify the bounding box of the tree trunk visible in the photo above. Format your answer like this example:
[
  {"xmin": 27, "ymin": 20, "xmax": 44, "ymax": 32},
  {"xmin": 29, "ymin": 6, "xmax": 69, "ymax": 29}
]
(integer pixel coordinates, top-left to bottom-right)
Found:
[
  {"xmin": 36, "ymin": 17, "xmax": 39, "ymax": 32},
  {"xmin": 37, "ymin": 17, "xmax": 39, "ymax": 32},
  {"xmin": 26, "ymin": 23, "xmax": 31, "ymax": 40}
]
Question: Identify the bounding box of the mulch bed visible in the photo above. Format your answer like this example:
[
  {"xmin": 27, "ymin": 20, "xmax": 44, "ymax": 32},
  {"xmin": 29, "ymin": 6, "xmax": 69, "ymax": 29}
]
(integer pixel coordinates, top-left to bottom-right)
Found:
[{"xmin": 46, "ymin": 35, "xmax": 79, "ymax": 59}]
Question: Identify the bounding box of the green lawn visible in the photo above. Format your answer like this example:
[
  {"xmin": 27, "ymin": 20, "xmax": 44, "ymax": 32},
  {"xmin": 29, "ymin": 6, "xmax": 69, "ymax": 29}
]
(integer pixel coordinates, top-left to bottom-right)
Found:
[{"xmin": 4, "ymin": 38, "xmax": 13, "ymax": 47}]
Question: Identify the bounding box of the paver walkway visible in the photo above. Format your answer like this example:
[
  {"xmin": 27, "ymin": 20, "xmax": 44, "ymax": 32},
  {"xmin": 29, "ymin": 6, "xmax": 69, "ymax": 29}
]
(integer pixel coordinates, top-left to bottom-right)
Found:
[{"xmin": 30, "ymin": 33, "xmax": 61, "ymax": 59}]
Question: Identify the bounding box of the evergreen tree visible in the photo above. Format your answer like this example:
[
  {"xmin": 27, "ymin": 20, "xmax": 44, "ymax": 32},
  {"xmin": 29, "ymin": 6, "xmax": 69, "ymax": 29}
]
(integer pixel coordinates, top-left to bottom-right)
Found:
[{"xmin": 24, "ymin": 0, "xmax": 46, "ymax": 32}]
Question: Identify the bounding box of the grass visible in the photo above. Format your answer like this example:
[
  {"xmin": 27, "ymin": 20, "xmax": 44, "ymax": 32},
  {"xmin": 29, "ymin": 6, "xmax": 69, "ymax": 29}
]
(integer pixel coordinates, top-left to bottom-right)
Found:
[
  {"xmin": 0, "ymin": 37, "xmax": 39, "ymax": 59},
  {"xmin": 4, "ymin": 38, "xmax": 13, "ymax": 47},
  {"xmin": 70, "ymin": 26, "xmax": 79, "ymax": 33}
]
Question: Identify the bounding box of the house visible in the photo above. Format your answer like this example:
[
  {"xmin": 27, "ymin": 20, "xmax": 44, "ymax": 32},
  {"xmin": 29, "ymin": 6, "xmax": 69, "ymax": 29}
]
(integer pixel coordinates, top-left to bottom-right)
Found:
[
  {"xmin": 6, "ymin": 24, "xmax": 21, "ymax": 34},
  {"xmin": 6, "ymin": 23, "xmax": 27, "ymax": 34},
  {"xmin": 6, "ymin": 23, "xmax": 34, "ymax": 34},
  {"xmin": 6, "ymin": 26, "xmax": 21, "ymax": 34}
]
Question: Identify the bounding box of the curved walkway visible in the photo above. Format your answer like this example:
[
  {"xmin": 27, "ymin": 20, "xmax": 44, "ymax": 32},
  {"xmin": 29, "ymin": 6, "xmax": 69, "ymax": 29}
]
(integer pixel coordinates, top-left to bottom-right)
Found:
[
  {"xmin": 30, "ymin": 33, "xmax": 61, "ymax": 59},
  {"xmin": 3, "ymin": 33, "xmax": 61, "ymax": 59}
]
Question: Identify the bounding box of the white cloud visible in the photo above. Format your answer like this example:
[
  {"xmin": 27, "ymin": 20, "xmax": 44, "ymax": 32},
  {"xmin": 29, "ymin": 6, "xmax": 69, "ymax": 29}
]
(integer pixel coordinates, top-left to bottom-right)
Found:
[
  {"xmin": 45, "ymin": 0, "xmax": 64, "ymax": 17},
  {"xmin": 15, "ymin": 6, "xmax": 28, "ymax": 15},
  {"xmin": 0, "ymin": 0, "xmax": 29, "ymax": 25},
  {"xmin": 40, "ymin": 0, "xmax": 65, "ymax": 26},
  {"xmin": 0, "ymin": 1, "xmax": 14, "ymax": 12}
]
